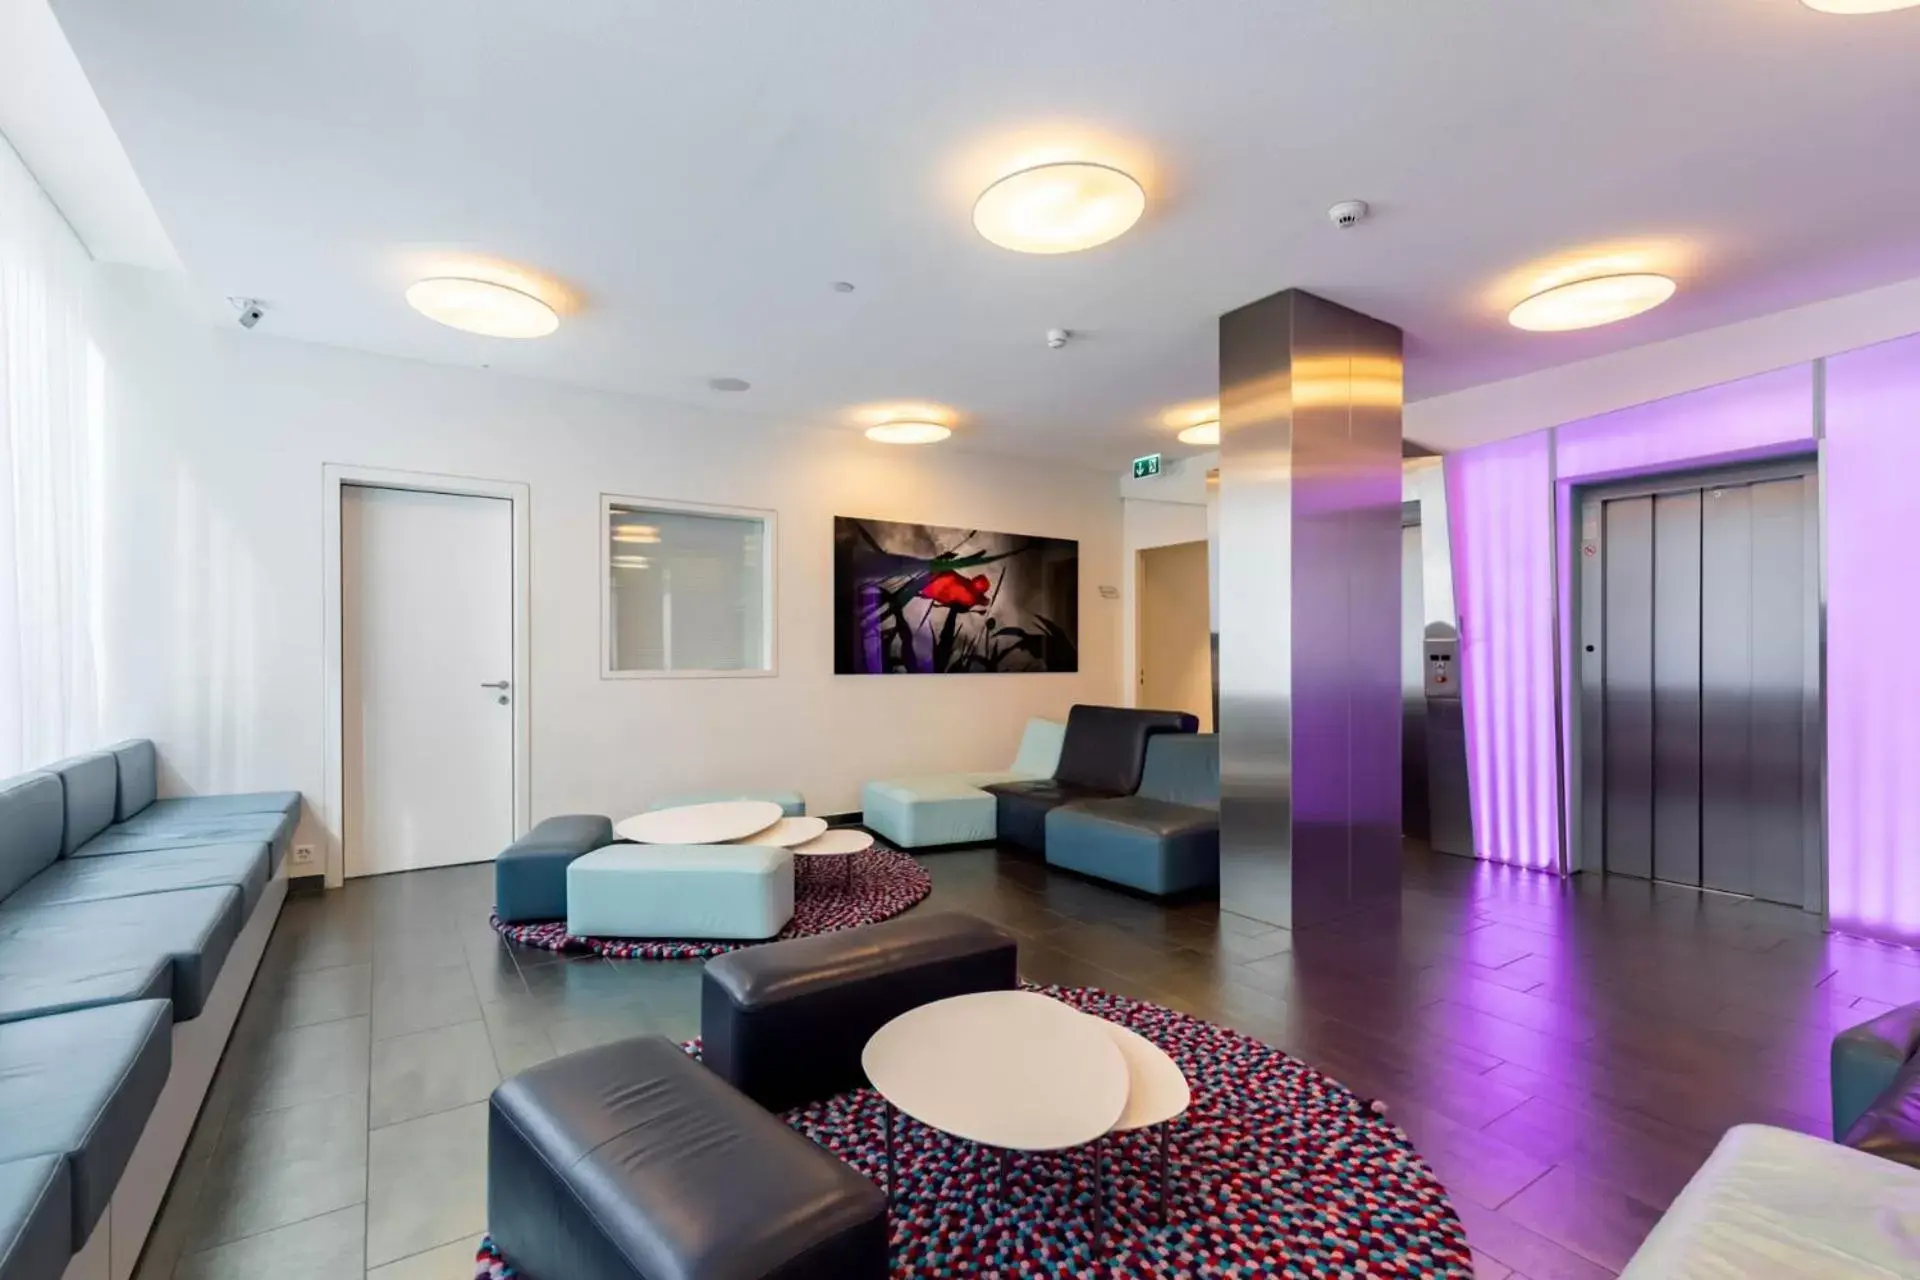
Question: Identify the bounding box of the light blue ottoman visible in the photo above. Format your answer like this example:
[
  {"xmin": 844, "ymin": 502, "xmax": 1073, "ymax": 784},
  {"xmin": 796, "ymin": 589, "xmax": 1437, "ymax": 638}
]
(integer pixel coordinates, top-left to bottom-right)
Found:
[
  {"xmin": 861, "ymin": 718, "xmax": 1066, "ymax": 849},
  {"xmin": 648, "ymin": 789, "xmax": 806, "ymax": 818},
  {"xmin": 565, "ymin": 844, "xmax": 794, "ymax": 940}
]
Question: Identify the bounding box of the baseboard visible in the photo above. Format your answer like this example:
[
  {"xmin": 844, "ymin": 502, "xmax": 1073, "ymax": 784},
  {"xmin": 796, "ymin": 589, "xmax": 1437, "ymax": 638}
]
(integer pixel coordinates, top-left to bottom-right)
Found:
[{"xmin": 60, "ymin": 868, "xmax": 288, "ymax": 1280}]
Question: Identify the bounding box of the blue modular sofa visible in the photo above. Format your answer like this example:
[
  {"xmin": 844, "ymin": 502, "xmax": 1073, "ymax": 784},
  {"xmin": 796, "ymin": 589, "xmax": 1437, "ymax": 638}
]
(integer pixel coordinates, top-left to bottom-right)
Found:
[
  {"xmin": 1044, "ymin": 733, "xmax": 1219, "ymax": 896},
  {"xmin": 0, "ymin": 741, "xmax": 298, "ymax": 1280}
]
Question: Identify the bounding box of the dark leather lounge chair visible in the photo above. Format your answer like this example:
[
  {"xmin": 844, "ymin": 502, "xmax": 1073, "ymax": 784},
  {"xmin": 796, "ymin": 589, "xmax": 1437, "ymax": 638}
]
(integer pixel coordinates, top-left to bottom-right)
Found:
[{"xmin": 982, "ymin": 704, "xmax": 1198, "ymax": 852}]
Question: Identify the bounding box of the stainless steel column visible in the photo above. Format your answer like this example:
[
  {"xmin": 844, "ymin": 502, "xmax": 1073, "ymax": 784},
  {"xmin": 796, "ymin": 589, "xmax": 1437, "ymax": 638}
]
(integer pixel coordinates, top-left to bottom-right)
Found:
[{"xmin": 1218, "ymin": 289, "xmax": 1404, "ymax": 929}]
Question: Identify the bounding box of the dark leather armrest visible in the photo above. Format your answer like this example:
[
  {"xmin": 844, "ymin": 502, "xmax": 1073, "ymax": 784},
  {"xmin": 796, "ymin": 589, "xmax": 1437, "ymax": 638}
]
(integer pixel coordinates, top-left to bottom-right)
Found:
[{"xmin": 1833, "ymin": 1002, "xmax": 1920, "ymax": 1139}]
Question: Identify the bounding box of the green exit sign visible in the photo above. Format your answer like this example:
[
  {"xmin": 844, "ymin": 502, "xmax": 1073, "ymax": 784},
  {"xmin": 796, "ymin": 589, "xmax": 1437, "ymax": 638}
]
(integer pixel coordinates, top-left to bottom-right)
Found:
[{"xmin": 1132, "ymin": 453, "xmax": 1162, "ymax": 479}]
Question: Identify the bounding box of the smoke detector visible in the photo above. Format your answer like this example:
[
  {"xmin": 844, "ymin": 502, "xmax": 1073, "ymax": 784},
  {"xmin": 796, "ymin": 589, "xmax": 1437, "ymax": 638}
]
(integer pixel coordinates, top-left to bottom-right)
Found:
[
  {"xmin": 1328, "ymin": 200, "xmax": 1370, "ymax": 229},
  {"xmin": 1046, "ymin": 327, "xmax": 1070, "ymax": 349}
]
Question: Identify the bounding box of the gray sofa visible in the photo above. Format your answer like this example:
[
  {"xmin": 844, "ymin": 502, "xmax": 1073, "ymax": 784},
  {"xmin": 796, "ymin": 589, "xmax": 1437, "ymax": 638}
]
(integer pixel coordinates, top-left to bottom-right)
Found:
[
  {"xmin": 0, "ymin": 741, "xmax": 298, "ymax": 1280},
  {"xmin": 1043, "ymin": 733, "xmax": 1219, "ymax": 896}
]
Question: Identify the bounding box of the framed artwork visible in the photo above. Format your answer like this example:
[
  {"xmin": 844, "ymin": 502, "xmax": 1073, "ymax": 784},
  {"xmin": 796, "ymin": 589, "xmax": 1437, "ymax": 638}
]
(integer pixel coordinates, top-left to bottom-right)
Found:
[{"xmin": 833, "ymin": 517, "xmax": 1079, "ymax": 674}]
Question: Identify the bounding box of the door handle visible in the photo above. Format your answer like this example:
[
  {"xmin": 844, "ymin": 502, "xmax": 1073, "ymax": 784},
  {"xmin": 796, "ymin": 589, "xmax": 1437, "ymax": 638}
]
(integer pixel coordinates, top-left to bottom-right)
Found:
[{"xmin": 480, "ymin": 681, "xmax": 510, "ymax": 690}]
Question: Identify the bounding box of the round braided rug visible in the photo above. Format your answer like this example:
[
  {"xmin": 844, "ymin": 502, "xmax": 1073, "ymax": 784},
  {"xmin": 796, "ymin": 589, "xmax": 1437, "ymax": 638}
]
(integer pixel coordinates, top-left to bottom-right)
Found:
[
  {"xmin": 472, "ymin": 984, "xmax": 1475, "ymax": 1277},
  {"xmin": 489, "ymin": 840, "xmax": 931, "ymax": 960}
]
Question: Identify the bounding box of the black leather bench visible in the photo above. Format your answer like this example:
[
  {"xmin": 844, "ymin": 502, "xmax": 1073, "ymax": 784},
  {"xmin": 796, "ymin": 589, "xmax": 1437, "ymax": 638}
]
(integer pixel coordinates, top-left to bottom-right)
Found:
[
  {"xmin": 488, "ymin": 1035, "xmax": 887, "ymax": 1280},
  {"xmin": 702, "ymin": 911, "xmax": 1018, "ymax": 1112},
  {"xmin": 984, "ymin": 704, "xmax": 1198, "ymax": 852}
]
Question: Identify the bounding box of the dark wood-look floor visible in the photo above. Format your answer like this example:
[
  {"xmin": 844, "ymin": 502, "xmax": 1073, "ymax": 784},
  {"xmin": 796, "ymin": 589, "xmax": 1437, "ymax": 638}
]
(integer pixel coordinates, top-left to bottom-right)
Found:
[{"xmin": 137, "ymin": 843, "xmax": 1906, "ymax": 1279}]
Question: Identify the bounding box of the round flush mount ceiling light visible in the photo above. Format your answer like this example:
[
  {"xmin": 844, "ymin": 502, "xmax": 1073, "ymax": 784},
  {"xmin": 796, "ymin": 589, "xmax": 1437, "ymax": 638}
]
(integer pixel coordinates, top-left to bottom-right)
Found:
[
  {"xmin": 406, "ymin": 278, "xmax": 558, "ymax": 338},
  {"xmin": 1508, "ymin": 273, "xmax": 1677, "ymax": 332},
  {"xmin": 1802, "ymin": 0, "xmax": 1920, "ymax": 11},
  {"xmin": 972, "ymin": 162, "xmax": 1146, "ymax": 254},
  {"xmin": 1177, "ymin": 418, "xmax": 1221, "ymax": 447},
  {"xmin": 865, "ymin": 420, "xmax": 952, "ymax": 445}
]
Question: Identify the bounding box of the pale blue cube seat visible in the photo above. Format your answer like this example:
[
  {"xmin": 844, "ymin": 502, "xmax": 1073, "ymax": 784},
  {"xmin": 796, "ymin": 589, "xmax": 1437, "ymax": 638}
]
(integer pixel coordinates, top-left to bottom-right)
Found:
[
  {"xmin": 566, "ymin": 845, "xmax": 794, "ymax": 941},
  {"xmin": 861, "ymin": 718, "xmax": 1065, "ymax": 849},
  {"xmin": 647, "ymin": 789, "xmax": 806, "ymax": 818}
]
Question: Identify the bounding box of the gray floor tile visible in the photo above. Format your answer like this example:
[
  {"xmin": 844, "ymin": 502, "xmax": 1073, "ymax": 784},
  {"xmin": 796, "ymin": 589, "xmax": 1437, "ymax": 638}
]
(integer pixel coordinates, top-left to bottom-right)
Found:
[
  {"xmin": 234, "ymin": 1016, "xmax": 371, "ymax": 1115},
  {"xmin": 187, "ymin": 1093, "xmax": 369, "ymax": 1252},
  {"xmin": 370, "ymin": 1021, "xmax": 501, "ymax": 1127},
  {"xmin": 365, "ymin": 1102, "xmax": 489, "ymax": 1267},
  {"xmin": 366, "ymin": 1239, "xmax": 482, "ymax": 1279},
  {"xmin": 269, "ymin": 963, "xmax": 374, "ymax": 1029},
  {"xmin": 174, "ymin": 1204, "xmax": 365, "ymax": 1280},
  {"xmin": 478, "ymin": 999, "xmax": 557, "ymax": 1077},
  {"xmin": 373, "ymin": 963, "xmax": 482, "ymax": 1041}
]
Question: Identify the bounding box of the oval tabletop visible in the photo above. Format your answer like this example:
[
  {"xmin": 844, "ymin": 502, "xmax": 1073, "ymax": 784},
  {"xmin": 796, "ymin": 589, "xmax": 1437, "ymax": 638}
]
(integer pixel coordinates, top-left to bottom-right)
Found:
[
  {"xmin": 730, "ymin": 815, "xmax": 829, "ymax": 848},
  {"xmin": 613, "ymin": 800, "xmax": 783, "ymax": 846},
  {"xmin": 862, "ymin": 990, "xmax": 1129, "ymax": 1152},
  {"xmin": 1093, "ymin": 1016, "xmax": 1191, "ymax": 1131},
  {"xmin": 790, "ymin": 828, "xmax": 874, "ymax": 857}
]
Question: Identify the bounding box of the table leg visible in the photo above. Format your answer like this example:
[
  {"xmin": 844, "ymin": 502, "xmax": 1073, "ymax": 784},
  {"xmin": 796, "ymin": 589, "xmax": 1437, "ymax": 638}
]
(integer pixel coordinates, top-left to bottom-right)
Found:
[
  {"xmin": 1157, "ymin": 1123, "xmax": 1170, "ymax": 1225},
  {"xmin": 844, "ymin": 852, "xmax": 854, "ymax": 893},
  {"xmin": 882, "ymin": 1100, "xmax": 894, "ymax": 1206},
  {"xmin": 1095, "ymin": 1136, "xmax": 1107, "ymax": 1261}
]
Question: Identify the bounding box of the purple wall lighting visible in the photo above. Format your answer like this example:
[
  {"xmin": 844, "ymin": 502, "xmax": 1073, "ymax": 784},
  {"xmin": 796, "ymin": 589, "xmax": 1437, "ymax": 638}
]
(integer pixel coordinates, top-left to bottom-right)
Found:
[
  {"xmin": 1825, "ymin": 332, "xmax": 1920, "ymax": 945},
  {"xmin": 1445, "ymin": 430, "xmax": 1560, "ymax": 872},
  {"xmin": 1553, "ymin": 364, "xmax": 1817, "ymax": 485}
]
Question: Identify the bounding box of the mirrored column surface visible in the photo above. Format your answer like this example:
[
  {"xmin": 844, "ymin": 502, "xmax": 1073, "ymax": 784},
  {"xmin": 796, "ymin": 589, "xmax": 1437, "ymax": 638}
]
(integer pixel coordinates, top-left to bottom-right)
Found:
[{"xmin": 1218, "ymin": 289, "xmax": 1404, "ymax": 929}]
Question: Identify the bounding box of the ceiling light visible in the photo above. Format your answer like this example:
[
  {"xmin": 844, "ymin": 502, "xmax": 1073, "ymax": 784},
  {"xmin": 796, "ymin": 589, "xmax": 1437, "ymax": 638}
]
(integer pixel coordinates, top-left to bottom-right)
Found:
[
  {"xmin": 405, "ymin": 278, "xmax": 558, "ymax": 338},
  {"xmin": 865, "ymin": 421, "xmax": 952, "ymax": 445},
  {"xmin": 1802, "ymin": 0, "xmax": 1920, "ymax": 11},
  {"xmin": 611, "ymin": 555, "xmax": 652, "ymax": 569},
  {"xmin": 972, "ymin": 162, "xmax": 1145, "ymax": 254},
  {"xmin": 612, "ymin": 525, "xmax": 660, "ymax": 544},
  {"xmin": 1177, "ymin": 418, "xmax": 1220, "ymax": 447},
  {"xmin": 1507, "ymin": 273, "xmax": 1676, "ymax": 332}
]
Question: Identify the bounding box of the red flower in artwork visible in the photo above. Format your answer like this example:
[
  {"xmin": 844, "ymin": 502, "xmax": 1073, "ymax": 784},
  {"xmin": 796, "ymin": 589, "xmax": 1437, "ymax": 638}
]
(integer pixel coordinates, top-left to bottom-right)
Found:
[{"xmin": 918, "ymin": 570, "xmax": 991, "ymax": 609}]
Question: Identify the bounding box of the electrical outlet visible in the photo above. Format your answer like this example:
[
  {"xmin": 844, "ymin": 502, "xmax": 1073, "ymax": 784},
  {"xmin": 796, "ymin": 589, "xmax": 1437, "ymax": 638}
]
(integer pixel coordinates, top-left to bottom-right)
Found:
[{"xmin": 291, "ymin": 844, "xmax": 316, "ymax": 868}]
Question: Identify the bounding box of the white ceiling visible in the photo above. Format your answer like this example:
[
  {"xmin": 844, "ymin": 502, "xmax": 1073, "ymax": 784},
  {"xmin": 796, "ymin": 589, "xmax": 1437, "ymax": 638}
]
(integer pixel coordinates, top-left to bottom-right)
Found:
[{"xmin": 47, "ymin": 0, "xmax": 1920, "ymax": 461}]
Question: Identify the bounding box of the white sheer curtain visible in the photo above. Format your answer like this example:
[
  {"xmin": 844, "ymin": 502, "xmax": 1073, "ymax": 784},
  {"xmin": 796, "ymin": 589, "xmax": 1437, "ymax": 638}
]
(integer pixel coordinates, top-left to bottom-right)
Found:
[{"xmin": 0, "ymin": 132, "xmax": 102, "ymax": 776}]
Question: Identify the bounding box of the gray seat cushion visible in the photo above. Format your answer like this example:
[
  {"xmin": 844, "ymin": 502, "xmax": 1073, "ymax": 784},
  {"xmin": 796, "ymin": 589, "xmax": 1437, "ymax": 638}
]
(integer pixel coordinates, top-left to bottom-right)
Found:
[
  {"xmin": 45, "ymin": 755, "xmax": 118, "ymax": 857},
  {"xmin": 75, "ymin": 810, "xmax": 294, "ymax": 874},
  {"xmin": 0, "ymin": 774, "xmax": 64, "ymax": 903},
  {"xmin": 0, "ymin": 886, "xmax": 244, "ymax": 1021},
  {"xmin": 0, "ymin": 1156, "xmax": 70, "ymax": 1280},
  {"xmin": 5, "ymin": 843, "xmax": 270, "ymax": 918},
  {"xmin": 103, "ymin": 740, "xmax": 157, "ymax": 822},
  {"xmin": 1056, "ymin": 794, "xmax": 1219, "ymax": 840},
  {"xmin": 0, "ymin": 954, "xmax": 172, "ymax": 1027},
  {"xmin": 0, "ymin": 1001, "xmax": 172, "ymax": 1248},
  {"xmin": 127, "ymin": 792, "xmax": 300, "ymax": 823}
]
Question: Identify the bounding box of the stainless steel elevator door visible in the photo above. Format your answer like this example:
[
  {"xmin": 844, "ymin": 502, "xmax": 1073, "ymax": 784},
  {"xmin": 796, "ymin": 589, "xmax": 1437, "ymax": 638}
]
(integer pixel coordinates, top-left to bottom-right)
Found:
[{"xmin": 1585, "ymin": 468, "xmax": 1820, "ymax": 907}]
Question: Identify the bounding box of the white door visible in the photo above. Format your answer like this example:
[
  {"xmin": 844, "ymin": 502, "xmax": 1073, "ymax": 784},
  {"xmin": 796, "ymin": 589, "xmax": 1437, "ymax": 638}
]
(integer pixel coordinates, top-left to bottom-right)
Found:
[{"xmin": 341, "ymin": 484, "xmax": 514, "ymax": 877}]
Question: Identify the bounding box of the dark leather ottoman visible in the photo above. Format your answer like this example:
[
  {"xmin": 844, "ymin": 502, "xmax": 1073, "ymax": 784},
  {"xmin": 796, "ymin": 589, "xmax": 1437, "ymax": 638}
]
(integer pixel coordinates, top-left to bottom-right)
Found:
[
  {"xmin": 984, "ymin": 704, "xmax": 1198, "ymax": 852},
  {"xmin": 492, "ymin": 815, "xmax": 614, "ymax": 924},
  {"xmin": 488, "ymin": 1035, "xmax": 886, "ymax": 1280},
  {"xmin": 702, "ymin": 911, "xmax": 1018, "ymax": 1112}
]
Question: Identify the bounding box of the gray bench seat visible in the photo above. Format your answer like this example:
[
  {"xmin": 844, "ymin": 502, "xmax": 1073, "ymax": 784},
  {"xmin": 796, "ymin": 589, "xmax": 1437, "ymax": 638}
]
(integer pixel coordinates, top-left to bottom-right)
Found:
[
  {"xmin": 0, "ymin": 1157, "xmax": 69, "ymax": 1280},
  {"xmin": 3, "ymin": 842, "xmax": 269, "ymax": 917},
  {"xmin": 0, "ymin": 1001, "xmax": 171, "ymax": 1250},
  {"xmin": 124, "ymin": 791, "xmax": 300, "ymax": 823},
  {"xmin": 0, "ymin": 955, "xmax": 172, "ymax": 1028},
  {"xmin": 0, "ymin": 886, "xmax": 243, "ymax": 1022},
  {"xmin": 74, "ymin": 811, "xmax": 293, "ymax": 873},
  {"xmin": 1045, "ymin": 733, "xmax": 1220, "ymax": 896}
]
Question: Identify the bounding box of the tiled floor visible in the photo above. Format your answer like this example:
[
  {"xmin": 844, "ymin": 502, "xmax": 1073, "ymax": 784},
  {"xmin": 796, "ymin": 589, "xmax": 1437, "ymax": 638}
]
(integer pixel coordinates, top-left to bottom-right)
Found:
[{"xmin": 135, "ymin": 843, "xmax": 1908, "ymax": 1279}]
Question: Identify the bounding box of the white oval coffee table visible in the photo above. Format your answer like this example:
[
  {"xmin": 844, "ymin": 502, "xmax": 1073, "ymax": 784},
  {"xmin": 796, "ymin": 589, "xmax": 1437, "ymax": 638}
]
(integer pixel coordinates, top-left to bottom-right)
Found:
[
  {"xmin": 790, "ymin": 828, "xmax": 873, "ymax": 891},
  {"xmin": 613, "ymin": 800, "xmax": 783, "ymax": 846},
  {"xmin": 863, "ymin": 990, "xmax": 1131, "ymax": 1249},
  {"xmin": 729, "ymin": 815, "xmax": 828, "ymax": 848}
]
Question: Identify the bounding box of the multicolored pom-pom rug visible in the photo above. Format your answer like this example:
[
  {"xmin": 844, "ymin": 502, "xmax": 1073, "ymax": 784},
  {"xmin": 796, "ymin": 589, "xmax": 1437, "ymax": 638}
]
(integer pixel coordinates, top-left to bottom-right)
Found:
[
  {"xmin": 489, "ymin": 841, "xmax": 932, "ymax": 960},
  {"xmin": 471, "ymin": 984, "xmax": 1475, "ymax": 1277}
]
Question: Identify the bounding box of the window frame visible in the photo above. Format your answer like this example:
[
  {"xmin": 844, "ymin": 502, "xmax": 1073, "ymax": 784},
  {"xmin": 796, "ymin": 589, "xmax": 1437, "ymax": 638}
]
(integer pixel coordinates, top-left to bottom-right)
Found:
[{"xmin": 599, "ymin": 493, "xmax": 778, "ymax": 680}]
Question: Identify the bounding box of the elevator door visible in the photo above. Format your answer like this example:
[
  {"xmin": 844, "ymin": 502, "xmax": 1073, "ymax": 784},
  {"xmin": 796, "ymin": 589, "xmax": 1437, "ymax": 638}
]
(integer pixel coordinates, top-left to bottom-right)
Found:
[{"xmin": 1580, "ymin": 467, "xmax": 1820, "ymax": 907}]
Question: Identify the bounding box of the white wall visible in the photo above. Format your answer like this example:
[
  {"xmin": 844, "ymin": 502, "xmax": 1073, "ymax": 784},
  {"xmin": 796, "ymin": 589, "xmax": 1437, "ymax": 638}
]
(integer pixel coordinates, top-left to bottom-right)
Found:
[{"xmin": 84, "ymin": 266, "xmax": 1124, "ymax": 869}]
